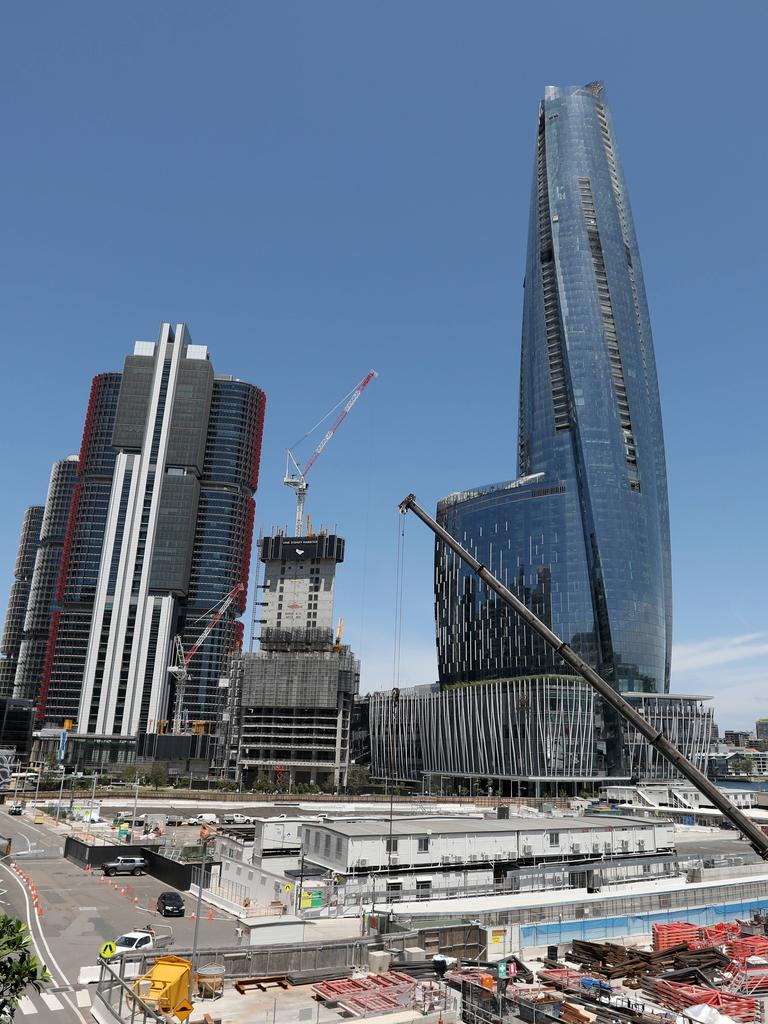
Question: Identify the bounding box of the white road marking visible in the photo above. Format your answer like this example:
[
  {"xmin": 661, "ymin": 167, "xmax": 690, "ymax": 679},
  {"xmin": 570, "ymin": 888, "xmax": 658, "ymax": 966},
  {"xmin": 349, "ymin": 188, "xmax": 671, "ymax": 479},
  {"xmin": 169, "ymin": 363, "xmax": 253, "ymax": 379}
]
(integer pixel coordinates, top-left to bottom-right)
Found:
[
  {"xmin": 41, "ymin": 993, "xmax": 64, "ymax": 1010},
  {"xmin": 75, "ymin": 989, "xmax": 91, "ymax": 1008},
  {"xmin": 17, "ymin": 995, "xmax": 37, "ymax": 1015},
  {"xmin": 0, "ymin": 863, "xmax": 89, "ymax": 1024}
]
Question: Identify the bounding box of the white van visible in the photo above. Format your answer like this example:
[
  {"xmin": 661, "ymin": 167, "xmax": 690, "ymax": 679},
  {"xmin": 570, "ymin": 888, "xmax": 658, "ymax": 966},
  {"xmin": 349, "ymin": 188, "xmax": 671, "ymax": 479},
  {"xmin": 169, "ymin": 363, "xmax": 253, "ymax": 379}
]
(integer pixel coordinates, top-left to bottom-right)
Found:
[{"xmin": 186, "ymin": 813, "xmax": 219, "ymax": 826}]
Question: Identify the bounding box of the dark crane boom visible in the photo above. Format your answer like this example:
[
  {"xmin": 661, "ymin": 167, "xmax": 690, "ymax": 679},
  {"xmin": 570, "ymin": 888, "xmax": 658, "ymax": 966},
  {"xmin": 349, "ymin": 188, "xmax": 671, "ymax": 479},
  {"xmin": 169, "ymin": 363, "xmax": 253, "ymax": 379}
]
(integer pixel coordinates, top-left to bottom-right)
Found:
[{"xmin": 398, "ymin": 492, "xmax": 768, "ymax": 860}]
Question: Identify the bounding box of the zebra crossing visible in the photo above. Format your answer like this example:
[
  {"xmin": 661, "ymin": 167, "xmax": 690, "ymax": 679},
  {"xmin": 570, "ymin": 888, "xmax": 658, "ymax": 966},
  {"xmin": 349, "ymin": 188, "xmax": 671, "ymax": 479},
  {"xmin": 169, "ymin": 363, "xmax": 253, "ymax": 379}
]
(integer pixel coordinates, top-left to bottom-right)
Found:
[{"xmin": 16, "ymin": 986, "xmax": 92, "ymax": 1015}]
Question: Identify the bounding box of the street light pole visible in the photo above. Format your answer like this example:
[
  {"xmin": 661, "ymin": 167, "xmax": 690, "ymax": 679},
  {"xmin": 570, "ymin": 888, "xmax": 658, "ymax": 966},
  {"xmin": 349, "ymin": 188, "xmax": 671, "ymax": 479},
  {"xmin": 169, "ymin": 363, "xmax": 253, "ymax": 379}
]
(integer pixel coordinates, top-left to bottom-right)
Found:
[
  {"xmin": 129, "ymin": 778, "xmax": 139, "ymax": 845},
  {"xmin": 55, "ymin": 770, "xmax": 66, "ymax": 823},
  {"xmin": 190, "ymin": 835, "xmax": 211, "ymax": 1002},
  {"xmin": 89, "ymin": 771, "xmax": 98, "ymax": 825}
]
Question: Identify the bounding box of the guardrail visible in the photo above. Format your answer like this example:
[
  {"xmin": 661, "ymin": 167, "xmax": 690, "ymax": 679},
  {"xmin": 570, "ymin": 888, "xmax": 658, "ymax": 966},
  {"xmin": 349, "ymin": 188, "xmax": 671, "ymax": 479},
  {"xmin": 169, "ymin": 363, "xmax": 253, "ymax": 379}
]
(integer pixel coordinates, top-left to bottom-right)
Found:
[{"xmin": 93, "ymin": 960, "xmax": 165, "ymax": 1024}]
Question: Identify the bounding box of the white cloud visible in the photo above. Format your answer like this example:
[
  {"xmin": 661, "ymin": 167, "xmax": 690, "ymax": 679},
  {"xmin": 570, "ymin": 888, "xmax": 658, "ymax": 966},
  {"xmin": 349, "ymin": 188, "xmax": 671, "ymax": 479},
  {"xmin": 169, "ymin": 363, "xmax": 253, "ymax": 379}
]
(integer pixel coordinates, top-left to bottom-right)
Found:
[
  {"xmin": 672, "ymin": 631, "xmax": 768, "ymax": 729},
  {"xmin": 672, "ymin": 632, "xmax": 768, "ymax": 672}
]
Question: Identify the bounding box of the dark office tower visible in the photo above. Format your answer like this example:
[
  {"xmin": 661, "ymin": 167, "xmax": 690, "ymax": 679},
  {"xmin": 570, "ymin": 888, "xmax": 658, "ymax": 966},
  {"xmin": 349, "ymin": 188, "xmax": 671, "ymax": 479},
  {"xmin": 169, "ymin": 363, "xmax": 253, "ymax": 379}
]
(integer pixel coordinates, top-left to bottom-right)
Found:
[
  {"xmin": 436, "ymin": 83, "xmax": 672, "ymax": 704},
  {"xmin": 0, "ymin": 507, "xmax": 44, "ymax": 696},
  {"xmin": 37, "ymin": 373, "xmax": 122, "ymax": 724},
  {"xmin": 40, "ymin": 324, "xmax": 265, "ymax": 752},
  {"xmin": 14, "ymin": 457, "xmax": 79, "ymax": 703}
]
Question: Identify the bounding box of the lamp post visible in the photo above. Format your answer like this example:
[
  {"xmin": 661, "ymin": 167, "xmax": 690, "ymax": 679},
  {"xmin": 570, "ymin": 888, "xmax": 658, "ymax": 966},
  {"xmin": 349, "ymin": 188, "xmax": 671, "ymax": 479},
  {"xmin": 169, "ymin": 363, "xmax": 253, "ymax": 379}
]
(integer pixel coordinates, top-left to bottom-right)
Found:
[
  {"xmin": 190, "ymin": 831, "xmax": 215, "ymax": 1003},
  {"xmin": 55, "ymin": 769, "xmax": 66, "ymax": 823},
  {"xmin": 129, "ymin": 778, "xmax": 140, "ymax": 845}
]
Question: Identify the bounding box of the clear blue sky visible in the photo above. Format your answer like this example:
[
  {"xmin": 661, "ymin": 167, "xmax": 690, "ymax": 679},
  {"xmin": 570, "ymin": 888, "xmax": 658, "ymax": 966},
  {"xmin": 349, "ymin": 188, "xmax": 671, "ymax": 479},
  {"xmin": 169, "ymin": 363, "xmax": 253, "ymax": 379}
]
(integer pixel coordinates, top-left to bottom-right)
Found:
[{"xmin": 1, "ymin": 2, "xmax": 766, "ymax": 729}]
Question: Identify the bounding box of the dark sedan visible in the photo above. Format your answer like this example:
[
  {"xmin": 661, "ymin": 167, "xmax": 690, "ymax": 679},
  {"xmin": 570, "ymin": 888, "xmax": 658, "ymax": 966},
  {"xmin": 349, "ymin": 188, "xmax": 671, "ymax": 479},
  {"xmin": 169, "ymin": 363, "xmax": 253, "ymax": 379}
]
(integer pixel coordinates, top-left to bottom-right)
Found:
[{"xmin": 157, "ymin": 891, "xmax": 185, "ymax": 917}]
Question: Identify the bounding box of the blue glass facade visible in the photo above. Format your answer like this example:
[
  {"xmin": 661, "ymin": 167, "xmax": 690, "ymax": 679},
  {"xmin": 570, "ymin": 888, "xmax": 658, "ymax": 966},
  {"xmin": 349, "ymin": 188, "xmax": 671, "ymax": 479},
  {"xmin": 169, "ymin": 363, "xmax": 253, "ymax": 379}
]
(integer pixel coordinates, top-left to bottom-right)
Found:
[{"xmin": 436, "ymin": 83, "xmax": 672, "ymax": 703}]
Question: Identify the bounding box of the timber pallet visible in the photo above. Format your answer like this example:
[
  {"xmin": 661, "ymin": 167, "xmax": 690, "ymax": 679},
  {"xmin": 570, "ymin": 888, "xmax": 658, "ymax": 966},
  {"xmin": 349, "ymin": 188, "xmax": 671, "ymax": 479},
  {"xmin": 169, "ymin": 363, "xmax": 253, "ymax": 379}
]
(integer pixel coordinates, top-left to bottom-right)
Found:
[{"xmin": 234, "ymin": 975, "xmax": 289, "ymax": 994}]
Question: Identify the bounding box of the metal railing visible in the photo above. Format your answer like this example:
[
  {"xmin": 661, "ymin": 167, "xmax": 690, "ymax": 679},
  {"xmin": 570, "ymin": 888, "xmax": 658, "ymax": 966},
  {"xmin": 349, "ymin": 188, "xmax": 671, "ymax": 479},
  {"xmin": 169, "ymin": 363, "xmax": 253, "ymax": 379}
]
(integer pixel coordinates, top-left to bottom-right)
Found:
[{"xmin": 93, "ymin": 959, "xmax": 165, "ymax": 1024}]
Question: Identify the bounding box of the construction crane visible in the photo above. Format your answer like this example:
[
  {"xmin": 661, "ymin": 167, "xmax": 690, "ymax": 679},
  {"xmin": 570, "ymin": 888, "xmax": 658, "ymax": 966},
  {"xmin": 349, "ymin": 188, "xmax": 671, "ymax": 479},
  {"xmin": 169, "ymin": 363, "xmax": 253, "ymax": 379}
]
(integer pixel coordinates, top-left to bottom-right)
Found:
[
  {"xmin": 284, "ymin": 370, "xmax": 377, "ymax": 536},
  {"xmin": 398, "ymin": 492, "xmax": 768, "ymax": 860},
  {"xmin": 168, "ymin": 581, "xmax": 245, "ymax": 735}
]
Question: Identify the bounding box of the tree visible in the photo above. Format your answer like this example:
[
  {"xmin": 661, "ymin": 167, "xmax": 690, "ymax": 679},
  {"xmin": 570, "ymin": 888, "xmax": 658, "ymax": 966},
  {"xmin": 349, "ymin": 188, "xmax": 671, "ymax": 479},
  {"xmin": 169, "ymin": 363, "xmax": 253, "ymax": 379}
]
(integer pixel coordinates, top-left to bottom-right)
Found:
[
  {"xmin": 0, "ymin": 916, "xmax": 50, "ymax": 1019},
  {"xmin": 730, "ymin": 755, "xmax": 753, "ymax": 776},
  {"xmin": 347, "ymin": 765, "xmax": 371, "ymax": 794},
  {"xmin": 146, "ymin": 764, "xmax": 168, "ymax": 791}
]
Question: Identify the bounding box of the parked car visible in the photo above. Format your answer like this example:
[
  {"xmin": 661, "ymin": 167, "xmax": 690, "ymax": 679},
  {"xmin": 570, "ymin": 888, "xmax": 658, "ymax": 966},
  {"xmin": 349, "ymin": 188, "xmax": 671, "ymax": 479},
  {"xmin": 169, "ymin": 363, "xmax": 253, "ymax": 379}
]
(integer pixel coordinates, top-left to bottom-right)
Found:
[
  {"xmin": 165, "ymin": 815, "xmax": 183, "ymax": 827},
  {"xmin": 156, "ymin": 891, "xmax": 185, "ymax": 917},
  {"xmin": 7, "ymin": 804, "xmax": 23, "ymax": 815},
  {"xmin": 102, "ymin": 856, "xmax": 148, "ymax": 877},
  {"xmin": 186, "ymin": 813, "xmax": 219, "ymax": 826},
  {"xmin": 105, "ymin": 925, "xmax": 174, "ymax": 959},
  {"xmin": 222, "ymin": 813, "xmax": 253, "ymax": 825}
]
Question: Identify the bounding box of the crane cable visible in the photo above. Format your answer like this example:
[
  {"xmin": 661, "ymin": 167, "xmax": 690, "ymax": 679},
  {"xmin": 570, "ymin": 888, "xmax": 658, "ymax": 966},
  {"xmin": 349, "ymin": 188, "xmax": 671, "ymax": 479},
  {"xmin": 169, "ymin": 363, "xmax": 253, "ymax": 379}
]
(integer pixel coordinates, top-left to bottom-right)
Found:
[
  {"xmin": 392, "ymin": 512, "xmax": 406, "ymax": 690},
  {"xmin": 287, "ymin": 380, "xmax": 363, "ymax": 453}
]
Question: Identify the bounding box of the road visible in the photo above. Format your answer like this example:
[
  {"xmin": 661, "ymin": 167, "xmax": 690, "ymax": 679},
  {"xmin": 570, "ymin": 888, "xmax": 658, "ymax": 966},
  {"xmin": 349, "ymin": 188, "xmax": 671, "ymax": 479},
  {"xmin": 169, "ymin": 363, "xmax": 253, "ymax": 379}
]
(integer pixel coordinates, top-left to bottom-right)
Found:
[
  {"xmin": 0, "ymin": 808, "xmax": 240, "ymax": 1021},
  {"xmin": 675, "ymin": 831, "xmax": 763, "ymax": 862}
]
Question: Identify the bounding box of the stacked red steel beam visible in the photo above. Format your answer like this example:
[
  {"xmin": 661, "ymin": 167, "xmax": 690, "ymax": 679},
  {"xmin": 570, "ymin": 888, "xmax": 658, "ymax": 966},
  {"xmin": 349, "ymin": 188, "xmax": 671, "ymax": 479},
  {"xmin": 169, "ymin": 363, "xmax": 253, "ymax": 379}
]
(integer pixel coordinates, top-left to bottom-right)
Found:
[
  {"xmin": 313, "ymin": 971, "xmax": 415, "ymax": 1011},
  {"xmin": 726, "ymin": 936, "xmax": 768, "ymax": 959},
  {"xmin": 641, "ymin": 978, "xmax": 759, "ymax": 1022},
  {"xmin": 652, "ymin": 923, "xmax": 699, "ymax": 951},
  {"xmin": 537, "ymin": 969, "xmax": 592, "ymax": 991},
  {"xmin": 724, "ymin": 958, "xmax": 768, "ymax": 994}
]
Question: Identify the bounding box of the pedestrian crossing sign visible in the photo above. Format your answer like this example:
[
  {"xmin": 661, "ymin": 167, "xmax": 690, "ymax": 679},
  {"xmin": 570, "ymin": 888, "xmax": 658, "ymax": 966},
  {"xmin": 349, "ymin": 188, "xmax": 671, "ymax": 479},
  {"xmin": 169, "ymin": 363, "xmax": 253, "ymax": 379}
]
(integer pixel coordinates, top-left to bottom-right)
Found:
[{"xmin": 99, "ymin": 941, "xmax": 116, "ymax": 960}]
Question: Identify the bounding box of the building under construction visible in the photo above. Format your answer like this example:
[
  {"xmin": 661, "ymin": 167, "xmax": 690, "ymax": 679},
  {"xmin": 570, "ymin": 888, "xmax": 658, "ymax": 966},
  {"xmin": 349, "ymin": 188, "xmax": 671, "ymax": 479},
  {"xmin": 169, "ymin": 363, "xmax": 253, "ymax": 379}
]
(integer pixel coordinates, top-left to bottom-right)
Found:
[{"xmin": 236, "ymin": 530, "xmax": 359, "ymax": 790}]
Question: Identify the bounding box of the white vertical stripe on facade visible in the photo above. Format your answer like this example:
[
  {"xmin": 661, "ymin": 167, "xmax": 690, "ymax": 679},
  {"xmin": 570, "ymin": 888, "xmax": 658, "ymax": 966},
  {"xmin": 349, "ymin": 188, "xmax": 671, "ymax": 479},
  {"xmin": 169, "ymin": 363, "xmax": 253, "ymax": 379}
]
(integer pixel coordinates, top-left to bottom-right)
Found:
[
  {"xmin": 96, "ymin": 325, "xmax": 174, "ymax": 734},
  {"xmin": 123, "ymin": 323, "xmax": 186, "ymax": 735},
  {"xmin": 93, "ymin": 453, "xmax": 141, "ymax": 732},
  {"xmin": 146, "ymin": 594, "xmax": 174, "ymax": 729},
  {"xmin": 78, "ymin": 452, "xmax": 135, "ymax": 728}
]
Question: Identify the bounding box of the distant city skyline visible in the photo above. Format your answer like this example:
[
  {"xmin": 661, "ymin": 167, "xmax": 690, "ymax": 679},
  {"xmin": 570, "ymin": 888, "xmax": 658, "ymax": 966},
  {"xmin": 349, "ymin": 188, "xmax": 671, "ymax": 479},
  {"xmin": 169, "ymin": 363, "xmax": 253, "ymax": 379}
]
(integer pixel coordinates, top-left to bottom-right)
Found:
[{"xmin": 1, "ymin": 4, "xmax": 765, "ymax": 728}]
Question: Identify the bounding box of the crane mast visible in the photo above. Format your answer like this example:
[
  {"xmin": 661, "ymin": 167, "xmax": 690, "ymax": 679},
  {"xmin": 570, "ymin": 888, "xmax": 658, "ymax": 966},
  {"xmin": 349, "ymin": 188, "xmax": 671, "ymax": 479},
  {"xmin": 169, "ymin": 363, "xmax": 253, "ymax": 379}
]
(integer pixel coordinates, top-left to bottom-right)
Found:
[
  {"xmin": 168, "ymin": 581, "xmax": 244, "ymax": 735},
  {"xmin": 284, "ymin": 370, "xmax": 377, "ymax": 536},
  {"xmin": 398, "ymin": 492, "xmax": 768, "ymax": 860}
]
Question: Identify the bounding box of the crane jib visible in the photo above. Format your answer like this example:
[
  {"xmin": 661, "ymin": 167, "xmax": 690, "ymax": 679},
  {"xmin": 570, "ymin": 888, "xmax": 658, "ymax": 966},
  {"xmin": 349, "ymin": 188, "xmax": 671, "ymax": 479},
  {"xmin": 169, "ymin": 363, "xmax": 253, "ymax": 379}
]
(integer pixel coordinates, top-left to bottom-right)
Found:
[{"xmin": 398, "ymin": 492, "xmax": 768, "ymax": 860}]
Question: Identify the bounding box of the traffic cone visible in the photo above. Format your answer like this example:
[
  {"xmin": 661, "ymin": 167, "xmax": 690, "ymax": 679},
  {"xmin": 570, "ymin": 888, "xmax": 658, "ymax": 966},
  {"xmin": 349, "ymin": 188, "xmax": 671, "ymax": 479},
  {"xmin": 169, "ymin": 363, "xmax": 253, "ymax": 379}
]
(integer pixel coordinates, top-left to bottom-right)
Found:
[
  {"xmin": 37, "ymin": 905, "xmax": 43, "ymax": 917},
  {"xmin": 99, "ymin": 876, "xmax": 105, "ymax": 884},
  {"xmin": 120, "ymin": 887, "xmax": 125, "ymax": 896},
  {"xmin": 190, "ymin": 912, "xmax": 196, "ymax": 920},
  {"xmin": 207, "ymin": 909, "xmax": 214, "ymax": 921}
]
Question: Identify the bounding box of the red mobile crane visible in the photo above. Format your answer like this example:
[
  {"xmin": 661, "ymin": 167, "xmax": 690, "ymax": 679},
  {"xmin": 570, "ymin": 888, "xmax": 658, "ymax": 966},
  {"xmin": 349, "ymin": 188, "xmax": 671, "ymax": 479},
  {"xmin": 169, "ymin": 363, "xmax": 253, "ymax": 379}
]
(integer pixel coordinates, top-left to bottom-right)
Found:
[
  {"xmin": 284, "ymin": 370, "xmax": 377, "ymax": 536},
  {"xmin": 168, "ymin": 581, "xmax": 244, "ymax": 735}
]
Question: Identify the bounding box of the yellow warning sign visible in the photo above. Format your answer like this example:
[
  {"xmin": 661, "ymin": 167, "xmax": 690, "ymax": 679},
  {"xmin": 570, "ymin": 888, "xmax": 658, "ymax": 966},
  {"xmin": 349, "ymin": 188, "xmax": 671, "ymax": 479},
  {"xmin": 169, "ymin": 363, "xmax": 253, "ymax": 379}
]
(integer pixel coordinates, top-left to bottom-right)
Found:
[
  {"xmin": 174, "ymin": 999, "xmax": 194, "ymax": 1021},
  {"xmin": 99, "ymin": 941, "xmax": 117, "ymax": 960},
  {"xmin": 284, "ymin": 883, "xmax": 293, "ymax": 893}
]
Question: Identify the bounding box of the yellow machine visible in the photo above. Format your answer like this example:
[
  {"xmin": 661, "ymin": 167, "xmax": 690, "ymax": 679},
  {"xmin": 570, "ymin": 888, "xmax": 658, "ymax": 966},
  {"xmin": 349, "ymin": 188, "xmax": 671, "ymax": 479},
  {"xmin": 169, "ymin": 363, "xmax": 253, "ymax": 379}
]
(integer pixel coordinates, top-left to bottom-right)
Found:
[{"xmin": 132, "ymin": 956, "xmax": 193, "ymax": 1020}]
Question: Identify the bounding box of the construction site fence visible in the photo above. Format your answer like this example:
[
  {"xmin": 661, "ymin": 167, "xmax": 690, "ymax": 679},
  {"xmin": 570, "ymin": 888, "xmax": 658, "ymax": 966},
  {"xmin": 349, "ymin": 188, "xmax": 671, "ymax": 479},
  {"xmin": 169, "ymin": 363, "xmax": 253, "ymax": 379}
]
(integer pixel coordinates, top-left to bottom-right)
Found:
[
  {"xmin": 514, "ymin": 880, "xmax": 768, "ymax": 948},
  {"xmin": 30, "ymin": 787, "xmax": 569, "ymax": 809},
  {"xmin": 117, "ymin": 924, "xmax": 484, "ymax": 981}
]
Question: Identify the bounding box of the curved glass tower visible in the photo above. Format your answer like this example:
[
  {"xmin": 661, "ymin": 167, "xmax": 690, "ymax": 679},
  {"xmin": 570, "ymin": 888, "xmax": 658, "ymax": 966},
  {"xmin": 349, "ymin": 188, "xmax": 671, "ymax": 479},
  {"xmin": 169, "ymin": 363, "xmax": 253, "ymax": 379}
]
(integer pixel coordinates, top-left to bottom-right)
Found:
[{"xmin": 436, "ymin": 82, "xmax": 672, "ymax": 700}]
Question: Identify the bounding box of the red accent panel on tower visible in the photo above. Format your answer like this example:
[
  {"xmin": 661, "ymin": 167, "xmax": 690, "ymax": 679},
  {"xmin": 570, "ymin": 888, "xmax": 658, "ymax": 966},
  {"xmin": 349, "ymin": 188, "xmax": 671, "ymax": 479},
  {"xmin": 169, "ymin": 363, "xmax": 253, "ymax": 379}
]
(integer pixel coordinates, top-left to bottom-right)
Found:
[
  {"xmin": 36, "ymin": 610, "xmax": 61, "ymax": 723},
  {"xmin": 248, "ymin": 389, "xmax": 266, "ymax": 492},
  {"xmin": 56, "ymin": 484, "xmax": 81, "ymax": 602},
  {"xmin": 77, "ymin": 376, "xmax": 101, "ymax": 474}
]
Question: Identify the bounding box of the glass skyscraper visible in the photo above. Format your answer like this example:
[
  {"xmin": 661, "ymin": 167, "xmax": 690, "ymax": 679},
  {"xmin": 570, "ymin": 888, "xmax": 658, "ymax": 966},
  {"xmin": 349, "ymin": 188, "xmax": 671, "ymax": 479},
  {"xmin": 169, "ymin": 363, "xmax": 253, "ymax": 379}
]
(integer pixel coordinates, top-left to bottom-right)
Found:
[{"xmin": 436, "ymin": 82, "xmax": 672, "ymax": 706}]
